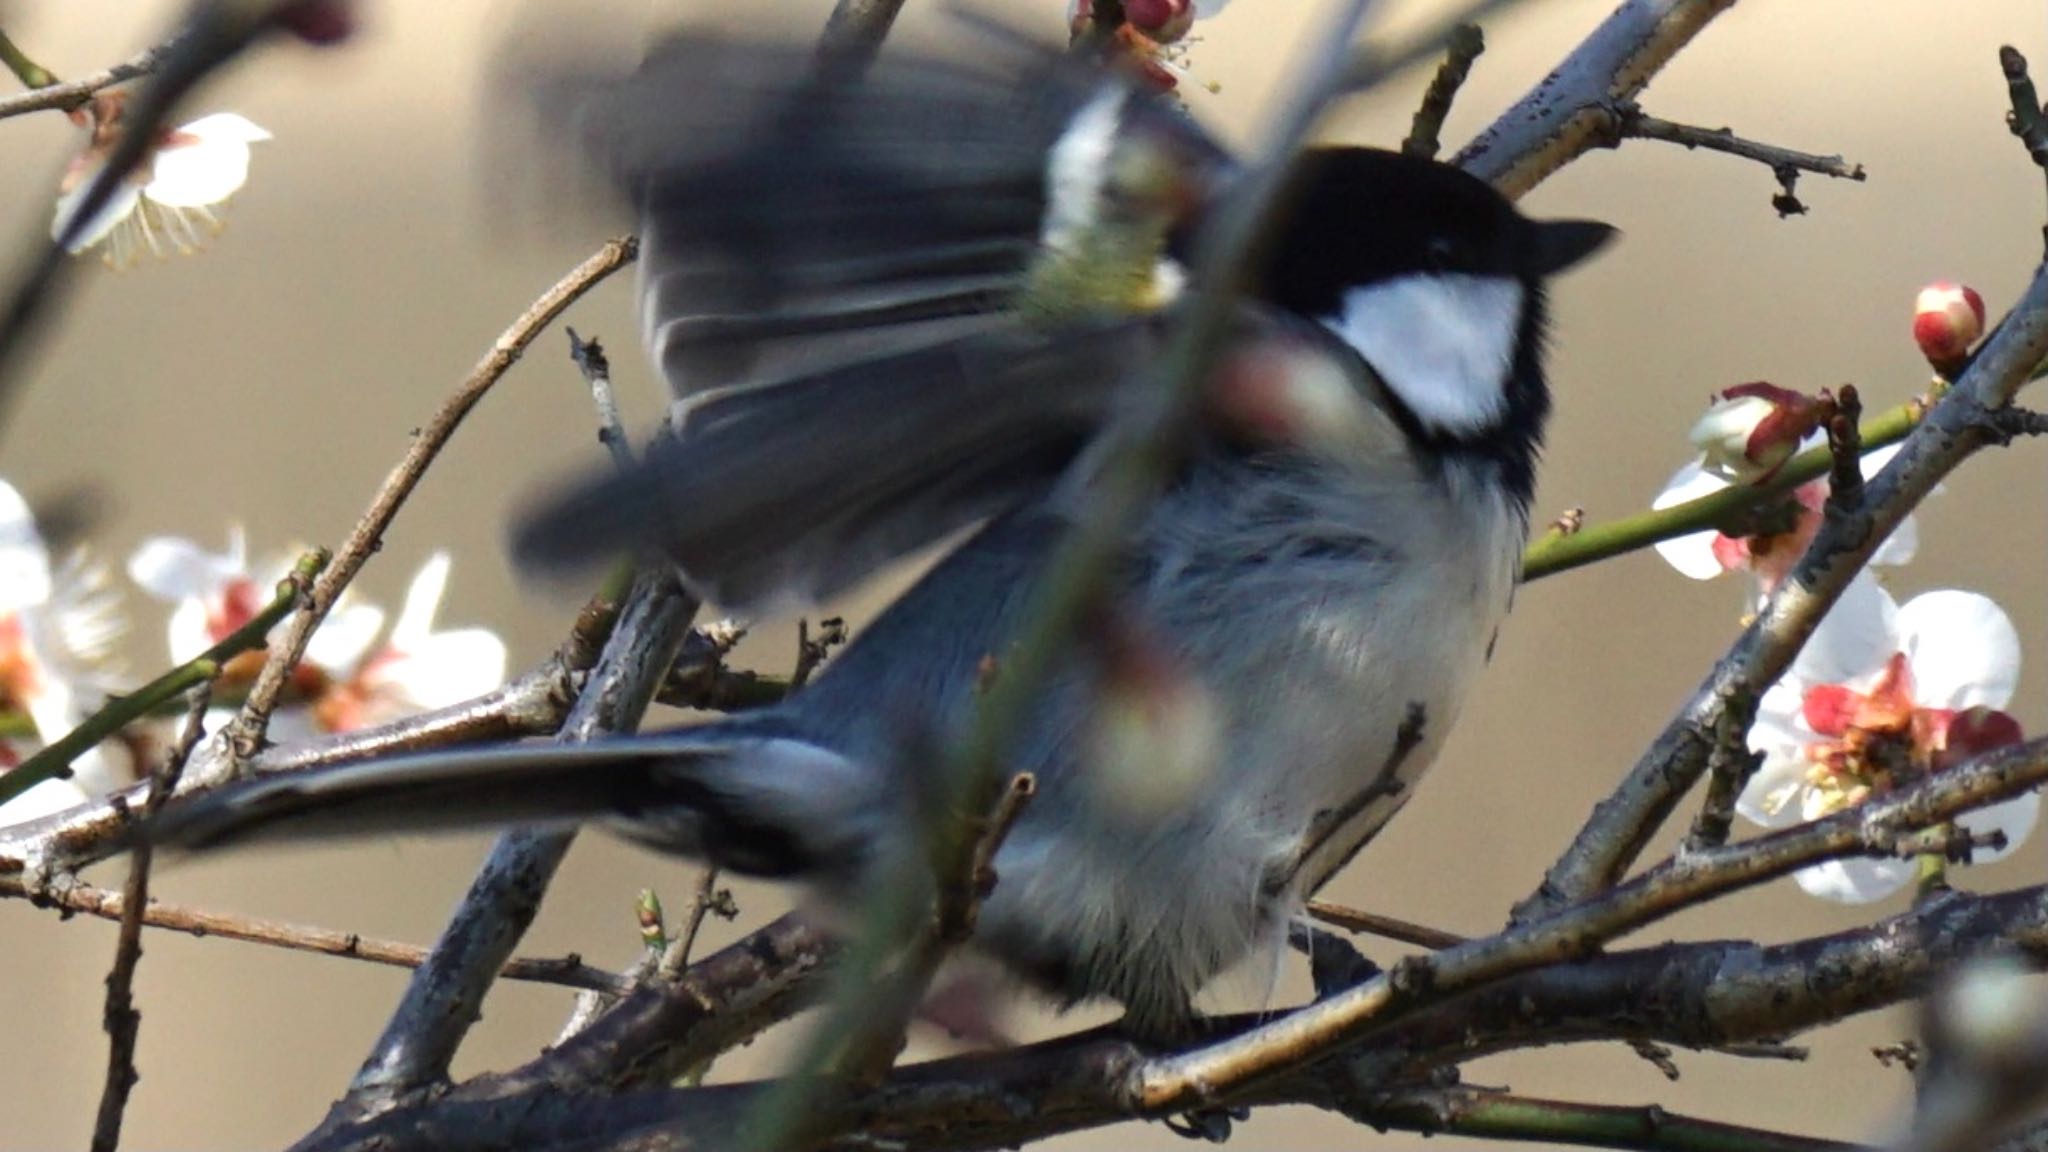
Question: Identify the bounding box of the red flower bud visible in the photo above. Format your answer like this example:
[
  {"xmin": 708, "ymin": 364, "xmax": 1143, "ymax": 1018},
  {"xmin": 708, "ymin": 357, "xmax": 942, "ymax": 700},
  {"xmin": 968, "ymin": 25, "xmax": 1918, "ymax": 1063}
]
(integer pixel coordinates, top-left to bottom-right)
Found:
[
  {"xmin": 1125, "ymin": 0, "xmax": 1196, "ymax": 43},
  {"xmin": 1913, "ymin": 282, "xmax": 1985, "ymax": 372},
  {"xmin": 1688, "ymin": 382, "xmax": 1832, "ymax": 485}
]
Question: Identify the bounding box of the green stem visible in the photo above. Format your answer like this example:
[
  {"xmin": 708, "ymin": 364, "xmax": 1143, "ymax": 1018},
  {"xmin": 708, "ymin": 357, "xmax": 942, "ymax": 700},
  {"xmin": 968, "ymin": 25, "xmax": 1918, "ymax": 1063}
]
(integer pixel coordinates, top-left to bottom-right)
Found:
[
  {"xmin": 1522, "ymin": 399, "xmax": 1926, "ymax": 582},
  {"xmin": 1389, "ymin": 1092, "xmax": 1861, "ymax": 1152},
  {"xmin": 0, "ymin": 550, "xmax": 326, "ymax": 808},
  {"xmin": 0, "ymin": 30, "xmax": 59, "ymax": 90}
]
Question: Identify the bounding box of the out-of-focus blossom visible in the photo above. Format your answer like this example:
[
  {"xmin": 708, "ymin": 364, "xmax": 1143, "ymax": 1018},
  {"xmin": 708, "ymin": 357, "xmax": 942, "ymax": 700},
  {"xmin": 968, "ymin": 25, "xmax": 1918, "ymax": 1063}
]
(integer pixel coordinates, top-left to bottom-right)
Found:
[
  {"xmin": 312, "ymin": 553, "xmax": 509, "ymax": 733},
  {"xmin": 1067, "ymin": 0, "xmax": 1226, "ymax": 89},
  {"xmin": 1738, "ymin": 576, "xmax": 2031, "ymax": 904},
  {"xmin": 0, "ymin": 480, "xmax": 129, "ymax": 823},
  {"xmin": 129, "ymin": 535, "xmax": 505, "ymax": 737},
  {"xmin": 1687, "ymin": 383, "xmax": 1832, "ymax": 486},
  {"xmin": 1913, "ymin": 281, "xmax": 1986, "ymax": 373},
  {"xmin": 1652, "ymin": 441, "xmax": 1921, "ymax": 594},
  {"xmin": 271, "ymin": 0, "xmax": 355, "ymax": 44},
  {"xmin": 52, "ymin": 92, "xmax": 270, "ymax": 268},
  {"xmin": 1084, "ymin": 620, "xmax": 1221, "ymax": 819}
]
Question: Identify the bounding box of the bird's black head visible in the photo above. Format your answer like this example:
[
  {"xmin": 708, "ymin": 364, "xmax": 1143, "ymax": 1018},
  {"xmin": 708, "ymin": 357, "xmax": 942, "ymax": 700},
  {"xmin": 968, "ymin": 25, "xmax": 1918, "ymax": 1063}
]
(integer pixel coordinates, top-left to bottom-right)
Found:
[{"xmin": 1254, "ymin": 147, "xmax": 1613, "ymax": 508}]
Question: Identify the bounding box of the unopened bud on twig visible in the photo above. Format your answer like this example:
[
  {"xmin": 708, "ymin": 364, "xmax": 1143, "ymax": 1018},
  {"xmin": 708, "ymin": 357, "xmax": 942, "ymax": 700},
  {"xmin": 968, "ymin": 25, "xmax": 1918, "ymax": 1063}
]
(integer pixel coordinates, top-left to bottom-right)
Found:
[
  {"xmin": 1914, "ymin": 281, "xmax": 1986, "ymax": 374},
  {"xmin": 1688, "ymin": 382, "xmax": 1831, "ymax": 485}
]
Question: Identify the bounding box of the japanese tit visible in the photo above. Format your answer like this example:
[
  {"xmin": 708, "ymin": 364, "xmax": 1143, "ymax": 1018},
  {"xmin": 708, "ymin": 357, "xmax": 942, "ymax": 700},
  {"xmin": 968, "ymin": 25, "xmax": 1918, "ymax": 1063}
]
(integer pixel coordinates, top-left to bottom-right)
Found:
[{"xmin": 152, "ymin": 29, "xmax": 1614, "ymax": 1037}]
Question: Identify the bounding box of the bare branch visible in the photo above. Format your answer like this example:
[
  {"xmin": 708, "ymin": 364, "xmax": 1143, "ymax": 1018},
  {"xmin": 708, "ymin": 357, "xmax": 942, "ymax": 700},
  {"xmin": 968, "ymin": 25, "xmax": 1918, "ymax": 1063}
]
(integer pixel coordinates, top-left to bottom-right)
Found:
[
  {"xmin": 569, "ymin": 328, "xmax": 635, "ymax": 472},
  {"xmin": 1456, "ymin": 0, "xmax": 1738, "ymax": 199},
  {"xmin": 223, "ymin": 237, "xmax": 637, "ymax": 768},
  {"xmin": 90, "ymin": 682, "xmax": 209, "ymax": 1152},
  {"xmin": 1611, "ymin": 99, "xmax": 1866, "ymax": 189},
  {"xmin": 1402, "ymin": 24, "xmax": 1485, "ymax": 160},
  {"xmin": 1305, "ymin": 899, "xmax": 1465, "ymax": 951},
  {"xmin": 1335, "ymin": 1086, "xmax": 1861, "ymax": 1152},
  {"xmin": 331, "ymin": 566, "xmax": 695, "ymax": 1120},
  {"xmin": 0, "ymin": 35, "xmax": 176, "ymax": 120},
  {"xmin": 7, "ymin": 875, "xmax": 629, "ymax": 994}
]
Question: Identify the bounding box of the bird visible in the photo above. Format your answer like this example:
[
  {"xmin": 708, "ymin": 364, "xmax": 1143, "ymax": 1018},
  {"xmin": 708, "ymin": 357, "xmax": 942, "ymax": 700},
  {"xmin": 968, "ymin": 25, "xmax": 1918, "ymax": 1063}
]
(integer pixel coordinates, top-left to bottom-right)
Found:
[{"xmin": 148, "ymin": 25, "xmax": 1615, "ymax": 1040}]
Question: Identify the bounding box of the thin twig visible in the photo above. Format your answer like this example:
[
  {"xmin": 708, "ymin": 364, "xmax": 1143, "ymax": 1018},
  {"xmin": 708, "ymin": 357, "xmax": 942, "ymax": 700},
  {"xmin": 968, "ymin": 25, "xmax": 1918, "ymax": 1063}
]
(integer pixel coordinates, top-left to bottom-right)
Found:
[
  {"xmin": 222, "ymin": 237, "xmax": 638, "ymax": 767},
  {"xmin": 0, "ymin": 36, "xmax": 177, "ymax": 120},
  {"xmin": 2003, "ymin": 45, "xmax": 2048, "ymax": 221},
  {"xmin": 89, "ymin": 682, "xmax": 209, "ymax": 1152},
  {"xmin": 1402, "ymin": 24, "xmax": 1484, "ymax": 160},
  {"xmin": 1523, "ymin": 399, "xmax": 1925, "ymax": 580},
  {"xmin": 7, "ymin": 875, "xmax": 629, "ymax": 993},
  {"xmin": 1825, "ymin": 384, "xmax": 1867, "ymax": 512},
  {"xmin": 1304, "ymin": 899, "xmax": 1465, "ymax": 951},
  {"xmin": 1679, "ymin": 700, "xmax": 1762, "ymax": 854},
  {"xmin": 569, "ymin": 328, "xmax": 635, "ymax": 472},
  {"xmin": 1340, "ymin": 1086, "xmax": 1861, "ymax": 1152},
  {"xmin": 1612, "ymin": 99, "xmax": 1867, "ymax": 186},
  {"xmin": 656, "ymin": 868, "xmax": 735, "ymax": 981},
  {"xmin": 0, "ymin": 28, "xmax": 61, "ymax": 90},
  {"xmin": 789, "ymin": 617, "xmax": 847, "ymax": 690}
]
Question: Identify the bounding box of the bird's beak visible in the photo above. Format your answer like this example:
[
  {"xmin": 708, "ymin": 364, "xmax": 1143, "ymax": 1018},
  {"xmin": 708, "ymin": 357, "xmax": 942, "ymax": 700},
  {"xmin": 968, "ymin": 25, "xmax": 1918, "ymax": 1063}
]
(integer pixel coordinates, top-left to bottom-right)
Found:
[{"xmin": 1527, "ymin": 219, "xmax": 1618, "ymax": 275}]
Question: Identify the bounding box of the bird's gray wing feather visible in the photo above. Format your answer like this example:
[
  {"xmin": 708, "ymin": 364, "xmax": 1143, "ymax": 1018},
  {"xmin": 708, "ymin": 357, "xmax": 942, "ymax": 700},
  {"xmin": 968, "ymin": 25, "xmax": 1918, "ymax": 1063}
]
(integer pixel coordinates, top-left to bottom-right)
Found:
[
  {"xmin": 513, "ymin": 316, "xmax": 1167, "ymax": 612},
  {"xmin": 529, "ymin": 30, "xmax": 1227, "ymax": 394}
]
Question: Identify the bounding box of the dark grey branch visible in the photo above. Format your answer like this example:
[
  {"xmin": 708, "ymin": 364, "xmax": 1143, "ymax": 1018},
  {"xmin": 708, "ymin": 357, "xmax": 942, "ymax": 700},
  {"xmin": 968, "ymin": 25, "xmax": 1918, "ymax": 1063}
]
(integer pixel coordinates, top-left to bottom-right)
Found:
[{"xmin": 323, "ymin": 567, "xmax": 697, "ymax": 1124}]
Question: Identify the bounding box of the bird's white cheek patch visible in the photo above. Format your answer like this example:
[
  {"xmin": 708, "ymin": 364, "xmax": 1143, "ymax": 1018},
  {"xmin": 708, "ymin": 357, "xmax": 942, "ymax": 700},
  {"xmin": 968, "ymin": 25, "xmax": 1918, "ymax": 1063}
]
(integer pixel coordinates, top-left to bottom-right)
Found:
[{"xmin": 1321, "ymin": 275, "xmax": 1524, "ymax": 437}]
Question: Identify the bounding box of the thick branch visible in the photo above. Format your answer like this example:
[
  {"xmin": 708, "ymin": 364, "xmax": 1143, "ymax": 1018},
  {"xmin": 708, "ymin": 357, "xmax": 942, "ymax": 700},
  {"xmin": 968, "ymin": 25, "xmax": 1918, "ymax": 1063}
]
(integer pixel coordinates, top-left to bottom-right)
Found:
[
  {"xmin": 1131, "ymin": 733, "xmax": 2048, "ymax": 1112},
  {"xmin": 294, "ymin": 745, "xmax": 2048, "ymax": 1152},
  {"xmin": 1456, "ymin": 0, "xmax": 1738, "ymax": 198},
  {"xmin": 327, "ymin": 566, "xmax": 695, "ymax": 1121}
]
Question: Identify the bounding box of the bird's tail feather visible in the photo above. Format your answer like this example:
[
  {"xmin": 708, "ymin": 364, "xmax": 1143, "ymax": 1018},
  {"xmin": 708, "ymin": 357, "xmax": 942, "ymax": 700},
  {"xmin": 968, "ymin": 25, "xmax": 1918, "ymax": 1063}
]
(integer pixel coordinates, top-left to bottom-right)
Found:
[{"xmin": 148, "ymin": 733, "xmax": 884, "ymax": 879}]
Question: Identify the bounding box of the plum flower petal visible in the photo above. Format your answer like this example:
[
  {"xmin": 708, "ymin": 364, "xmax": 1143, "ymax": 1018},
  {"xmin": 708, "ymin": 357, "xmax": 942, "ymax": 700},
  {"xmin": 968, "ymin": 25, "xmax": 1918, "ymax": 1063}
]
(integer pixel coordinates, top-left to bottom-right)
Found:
[
  {"xmin": 144, "ymin": 114, "xmax": 271, "ymax": 207},
  {"xmin": 313, "ymin": 554, "xmax": 506, "ymax": 732},
  {"xmin": 303, "ymin": 601, "xmax": 384, "ymax": 672},
  {"xmin": 1650, "ymin": 438, "xmax": 1925, "ymax": 588},
  {"xmin": 53, "ymin": 100, "xmax": 270, "ymax": 267},
  {"xmin": 374, "ymin": 552, "xmax": 506, "ymax": 707},
  {"xmin": 0, "ymin": 772, "xmax": 93, "ymax": 826},
  {"xmin": 1895, "ymin": 591, "xmax": 2021, "ymax": 710},
  {"xmin": 1791, "ymin": 858, "xmax": 1918, "ymax": 905},
  {"xmin": 1650, "ymin": 460, "xmax": 1730, "ymax": 580},
  {"xmin": 1787, "ymin": 573, "xmax": 1900, "ymax": 687}
]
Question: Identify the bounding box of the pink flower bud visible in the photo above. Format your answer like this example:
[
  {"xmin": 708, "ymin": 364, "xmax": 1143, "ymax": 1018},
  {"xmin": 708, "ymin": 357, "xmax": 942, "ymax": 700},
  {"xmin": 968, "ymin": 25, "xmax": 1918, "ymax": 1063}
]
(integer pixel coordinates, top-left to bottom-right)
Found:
[
  {"xmin": 1687, "ymin": 382, "xmax": 1831, "ymax": 485},
  {"xmin": 1913, "ymin": 282, "xmax": 1985, "ymax": 371},
  {"xmin": 1126, "ymin": 0, "xmax": 1196, "ymax": 43}
]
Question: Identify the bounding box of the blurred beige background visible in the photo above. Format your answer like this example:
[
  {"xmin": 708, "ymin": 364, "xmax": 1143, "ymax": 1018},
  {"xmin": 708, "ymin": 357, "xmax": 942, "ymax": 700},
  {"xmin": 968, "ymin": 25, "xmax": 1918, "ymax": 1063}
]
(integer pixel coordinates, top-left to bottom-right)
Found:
[{"xmin": 1, "ymin": 0, "xmax": 2044, "ymax": 1147}]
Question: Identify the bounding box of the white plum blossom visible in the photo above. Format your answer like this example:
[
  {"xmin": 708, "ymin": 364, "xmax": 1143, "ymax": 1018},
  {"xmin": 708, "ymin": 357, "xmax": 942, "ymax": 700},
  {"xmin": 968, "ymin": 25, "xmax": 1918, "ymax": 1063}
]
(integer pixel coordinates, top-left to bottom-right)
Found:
[
  {"xmin": 1652, "ymin": 441, "xmax": 1921, "ymax": 593},
  {"xmin": 1738, "ymin": 576, "xmax": 2030, "ymax": 904},
  {"xmin": 128, "ymin": 534, "xmax": 505, "ymax": 737},
  {"xmin": 311, "ymin": 553, "xmax": 509, "ymax": 733},
  {"xmin": 53, "ymin": 92, "xmax": 270, "ymax": 268},
  {"xmin": 0, "ymin": 479, "xmax": 128, "ymax": 823}
]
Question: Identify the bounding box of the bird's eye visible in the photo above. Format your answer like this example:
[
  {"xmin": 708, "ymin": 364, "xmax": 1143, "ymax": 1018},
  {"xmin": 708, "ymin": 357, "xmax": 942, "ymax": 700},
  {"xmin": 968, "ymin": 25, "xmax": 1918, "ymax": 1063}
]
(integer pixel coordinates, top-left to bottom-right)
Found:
[{"xmin": 1425, "ymin": 236, "xmax": 1460, "ymax": 273}]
